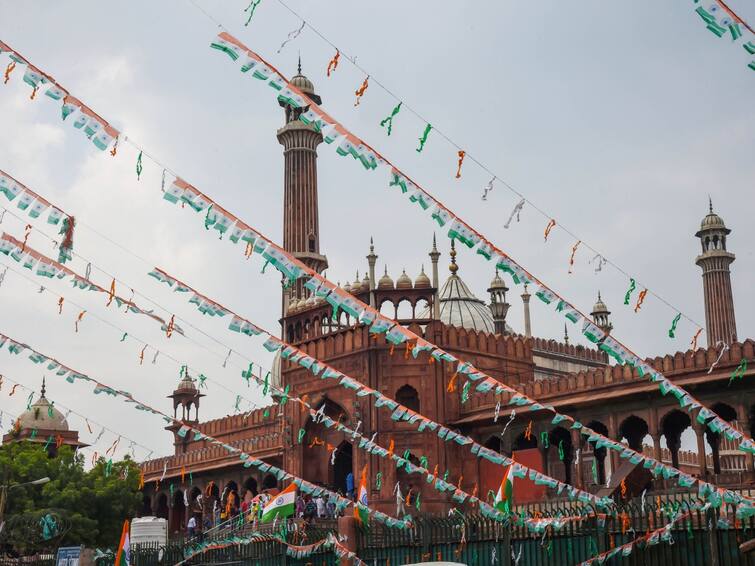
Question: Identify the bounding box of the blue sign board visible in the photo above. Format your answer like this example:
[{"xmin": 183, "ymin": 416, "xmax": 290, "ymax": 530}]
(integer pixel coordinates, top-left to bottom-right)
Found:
[{"xmin": 56, "ymin": 546, "xmax": 81, "ymax": 566}]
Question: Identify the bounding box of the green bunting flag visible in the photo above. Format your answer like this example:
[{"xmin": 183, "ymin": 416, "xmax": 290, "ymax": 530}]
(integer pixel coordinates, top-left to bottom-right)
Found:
[
  {"xmin": 120, "ymin": 332, "xmax": 127, "ymax": 342},
  {"xmin": 624, "ymin": 278, "xmax": 636, "ymax": 305},
  {"xmin": 26, "ymin": 392, "xmax": 33, "ymax": 410},
  {"xmin": 375, "ymin": 472, "xmax": 382, "ymax": 490},
  {"xmin": 198, "ymin": 374, "xmax": 207, "ymax": 388},
  {"xmin": 136, "ymin": 151, "xmax": 143, "ymax": 180},
  {"xmin": 729, "ymin": 359, "xmax": 747, "ymax": 385},
  {"xmin": 379, "ymin": 102, "xmax": 402, "ymax": 136},
  {"xmin": 558, "ymin": 440, "xmax": 565, "ymax": 461},
  {"xmin": 668, "ymin": 313, "xmax": 682, "ymax": 338},
  {"xmin": 297, "ymin": 428, "xmax": 305, "ymax": 444},
  {"xmin": 234, "ymin": 395, "xmax": 241, "ymax": 411},
  {"xmin": 244, "ymin": 0, "xmax": 262, "ymax": 26},
  {"xmin": 540, "ymin": 431, "xmax": 549, "ymax": 449},
  {"xmin": 461, "ymin": 380, "xmax": 470, "ymax": 404},
  {"xmin": 416, "ymin": 123, "xmax": 432, "ymax": 153}
]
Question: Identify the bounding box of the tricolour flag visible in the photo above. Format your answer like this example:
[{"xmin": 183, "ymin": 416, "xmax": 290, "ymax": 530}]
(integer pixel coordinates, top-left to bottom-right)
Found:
[
  {"xmin": 260, "ymin": 482, "xmax": 296, "ymax": 523},
  {"xmin": 115, "ymin": 519, "xmax": 130, "ymax": 566},
  {"xmin": 210, "ymin": 37, "xmax": 241, "ymax": 61},
  {"xmin": 494, "ymin": 464, "xmax": 514, "ymax": 514},
  {"xmin": 354, "ymin": 465, "xmax": 369, "ymax": 526}
]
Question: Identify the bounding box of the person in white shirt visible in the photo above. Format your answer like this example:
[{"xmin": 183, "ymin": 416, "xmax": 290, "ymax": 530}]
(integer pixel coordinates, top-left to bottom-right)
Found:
[
  {"xmin": 315, "ymin": 496, "xmax": 326, "ymax": 518},
  {"xmin": 187, "ymin": 515, "xmax": 197, "ymax": 537}
]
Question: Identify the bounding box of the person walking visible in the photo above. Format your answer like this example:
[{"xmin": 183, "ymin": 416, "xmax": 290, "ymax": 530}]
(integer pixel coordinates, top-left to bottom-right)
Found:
[{"xmin": 187, "ymin": 515, "xmax": 197, "ymax": 538}]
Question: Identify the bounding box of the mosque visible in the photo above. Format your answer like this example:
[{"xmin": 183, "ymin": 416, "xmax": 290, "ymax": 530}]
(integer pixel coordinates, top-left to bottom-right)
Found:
[
  {"xmin": 139, "ymin": 68, "xmax": 753, "ymax": 533},
  {"xmin": 2, "ymin": 378, "xmax": 87, "ymax": 457}
]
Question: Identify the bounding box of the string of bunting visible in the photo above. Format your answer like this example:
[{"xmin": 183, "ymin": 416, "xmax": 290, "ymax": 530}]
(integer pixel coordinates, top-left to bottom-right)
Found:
[
  {"xmin": 202, "ymin": 31, "xmax": 752, "ymax": 454},
  {"xmin": 0, "ymin": 42, "xmax": 119, "ymax": 152},
  {"xmin": 2, "ymin": 37, "xmax": 750, "ymax": 502},
  {"xmin": 0, "ymin": 331, "xmax": 414, "ymax": 531},
  {"xmin": 146, "ymin": 267, "xmax": 755, "ymax": 517},
  {"xmin": 175, "ymin": 531, "xmax": 367, "ymax": 566},
  {"xmin": 0, "ymin": 232, "xmax": 183, "ymax": 337},
  {"xmin": 691, "ymin": 0, "xmax": 755, "ymax": 71},
  {"xmin": 0, "ymin": 257, "xmax": 263, "ymax": 418}
]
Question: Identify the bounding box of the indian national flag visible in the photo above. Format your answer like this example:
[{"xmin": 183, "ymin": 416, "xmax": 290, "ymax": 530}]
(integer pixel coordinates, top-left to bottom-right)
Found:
[
  {"xmin": 261, "ymin": 482, "xmax": 296, "ymax": 523},
  {"xmin": 494, "ymin": 464, "xmax": 514, "ymax": 514},
  {"xmin": 354, "ymin": 465, "xmax": 369, "ymax": 526},
  {"xmin": 115, "ymin": 519, "xmax": 130, "ymax": 566}
]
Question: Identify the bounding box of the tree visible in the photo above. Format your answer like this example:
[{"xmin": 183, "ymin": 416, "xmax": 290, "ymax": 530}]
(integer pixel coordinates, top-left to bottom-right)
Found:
[{"xmin": 0, "ymin": 441, "xmax": 141, "ymax": 550}]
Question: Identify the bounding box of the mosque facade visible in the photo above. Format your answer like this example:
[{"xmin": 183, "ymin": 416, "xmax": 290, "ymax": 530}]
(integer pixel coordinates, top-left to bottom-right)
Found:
[{"xmin": 139, "ymin": 70, "xmax": 753, "ymax": 533}]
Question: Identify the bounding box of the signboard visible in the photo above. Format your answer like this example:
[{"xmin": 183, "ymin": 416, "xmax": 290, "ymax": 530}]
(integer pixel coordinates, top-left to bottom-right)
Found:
[{"xmin": 56, "ymin": 546, "xmax": 82, "ymax": 566}]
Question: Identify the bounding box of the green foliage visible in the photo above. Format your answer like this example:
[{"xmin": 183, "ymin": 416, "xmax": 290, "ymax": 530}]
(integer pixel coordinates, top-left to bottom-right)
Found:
[{"xmin": 0, "ymin": 442, "xmax": 141, "ymax": 548}]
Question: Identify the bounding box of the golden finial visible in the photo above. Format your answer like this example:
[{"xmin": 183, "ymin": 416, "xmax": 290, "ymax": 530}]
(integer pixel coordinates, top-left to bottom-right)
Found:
[{"xmin": 449, "ymin": 240, "xmax": 458, "ymax": 274}]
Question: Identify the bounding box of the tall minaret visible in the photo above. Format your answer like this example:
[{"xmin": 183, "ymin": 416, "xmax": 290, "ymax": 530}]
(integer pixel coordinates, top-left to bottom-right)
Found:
[
  {"xmin": 278, "ymin": 60, "xmax": 328, "ymax": 311},
  {"xmin": 695, "ymin": 200, "xmax": 737, "ymax": 347}
]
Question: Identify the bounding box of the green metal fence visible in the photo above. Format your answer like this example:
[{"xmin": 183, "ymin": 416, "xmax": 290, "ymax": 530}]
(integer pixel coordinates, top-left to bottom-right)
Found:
[{"xmin": 357, "ymin": 495, "xmax": 755, "ymax": 566}]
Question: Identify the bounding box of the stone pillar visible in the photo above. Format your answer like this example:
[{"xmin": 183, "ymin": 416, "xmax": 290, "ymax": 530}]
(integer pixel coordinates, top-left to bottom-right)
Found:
[
  {"xmin": 736, "ymin": 402, "xmax": 755, "ymax": 473},
  {"xmin": 607, "ymin": 414, "xmax": 619, "ymax": 484},
  {"xmin": 571, "ymin": 428, "xmax": 583, "ymax": 489},
  {"xmin": 693, "ymin": 423, "xmax": 707, "ymax": 477},
  {"xmin": 338, "ymin": 515, "xmax": 359, "ymax": 566},
  {"xmin": 521, "ymin": 285, "xmax": 532, "ymax": 338}
]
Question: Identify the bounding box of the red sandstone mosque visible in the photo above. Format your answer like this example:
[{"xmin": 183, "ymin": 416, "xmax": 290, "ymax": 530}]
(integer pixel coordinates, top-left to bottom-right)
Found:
[{"xmin": 139, "ymin": 68, "xmax": 753, "ymax": 534}]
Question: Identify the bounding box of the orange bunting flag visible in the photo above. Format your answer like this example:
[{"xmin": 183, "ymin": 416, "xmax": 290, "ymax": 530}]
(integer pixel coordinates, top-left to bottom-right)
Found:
[
  {"xmin": 620, "ymin": 478, "xmax": 627, "ymax": 498},
  {"xmin": 472, "ymin": 483, "xmax": 478, "ymax": 500},
  {"xmin": 634, "ymin": 288, "xmax": 648, "ymax": 313},
  {"xmin": 30, "ymin": 85, "xmax": 38, "ymax": 100},
  {"xmin": 74, "ymin": 310, "xmax": 86, "ymax": 332},
  {"xmin": 404, "ymin": 342, "xmax": 411, "ymax": 359},
  {"xmin": 354, "ymin": 76, "xmax": 369, "ymax": 106},
  {"xmin": 524, "ymin": 420, "xmax": 533, "ymax": 441},
  {"xmin": 568, "ymin": 240, "xmax": 581, "ymax": 274},
  {"xmin": 245, "ymin": 241, "xmax": 253, "ymax": 259},
  {"xmin": 139, "ymin": 345, "xmax": 146, "ymax": 365},
  {"xmin": 387, "ymin": 438, "xmax": 395, "ymax": 458},
  {"xmin": 165, "ymin": 315, "xmax": 175, "ymax": 338},
  {"xmin": 4, "ymin": 61, "xmax": 15, "ymax": 84},
  {"xmin": 457, "ymin": 475, "xmax": 464, "ymax": 490},
  {"xmin": 106, "ymin": 278, "xmax": 116, "ymax": 307},
  {"xmin": 58, "ymin": 297, "xmax": 64, "ymax": 314},
  {"xmin": 447, "ymin": 372, "xmax": 458, "ymax": 393},
  {"xmin": 110, "ymin": 136, "xmax": 119, "ymax": 157},
  {"xmin": 55, "ymin": 434, "xmax": 64, "ymax": 449},
  {"xmin": 181, "ymin": 466, "xmax": 186, "ymax": 483},
  {"xmin": 432, "ymin": 464, "xmax": 438, "ymax": 480},
  {"xmin": 691, "ymin": 328, "xmax": 703, "ymax": 350},
  {"xmin": 455, "ymin": 150, "xmax": 466, "ymax": 179},
  {"xmin": 327, "ymin": 50, "xmax": 340, "ymax": 77},
  {"xmin": 544, "ymin": 219, "xmax": 556, "ymax": 242},
  {"xmin": 138, "ymin": 470, "xmax": 145, "ymax": 489},
  {"xmin": 405, "ymin": 490, "xmax": 412, "ymax": 505},
  {"xmin": 300, "ymin": 394, "xmax": 309, "ymax": 412},
  {"xmin": 389, "ymin": 344, "xmax": 395, "ymax": 356},
  {"xmin": 21, "ymin": 224, "xmax": 32, "ymax": 252}
]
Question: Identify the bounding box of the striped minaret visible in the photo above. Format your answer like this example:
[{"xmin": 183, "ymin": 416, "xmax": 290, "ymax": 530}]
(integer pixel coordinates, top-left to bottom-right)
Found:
[
  {"xmin": 695, "ymin": 199, "xmax": 737, "ymax": 348},
  {"xmin": 277, "ymin": 61, "xmax": 328, "ymax": 318}
]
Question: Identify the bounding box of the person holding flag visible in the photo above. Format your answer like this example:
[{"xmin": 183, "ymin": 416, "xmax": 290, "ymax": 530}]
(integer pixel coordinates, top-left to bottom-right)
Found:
[
  {"xmin": 494, "ymin": 462, "xmax": 515, "ymax": 515},
  {"xmin": 114, "ymin": 519, "xmax": 130, "ymax": 566},
  {"xmin": 260, "ymin": 482, "xmax": 296, "ymax": 523},
  {"xmin": 354, "ymin": 465, "xmax": 369, "ymax": 527}
]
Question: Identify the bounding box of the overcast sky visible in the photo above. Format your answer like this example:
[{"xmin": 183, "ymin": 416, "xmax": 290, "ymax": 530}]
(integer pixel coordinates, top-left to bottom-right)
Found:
[{"xmin": 0, "ymin": 1, "xmax": 752, "ymax": 462}]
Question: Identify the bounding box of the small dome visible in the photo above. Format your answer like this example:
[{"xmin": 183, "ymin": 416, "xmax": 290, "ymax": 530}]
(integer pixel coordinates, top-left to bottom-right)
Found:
[
  {"xmin": 489, "ymin": 270, "xmax": 507, "ymax": 290},
  {"xmin": 288, "ymin": 298, "xmax": 301, "ymax": 313},
  {"xmin": 352, "ymin": 272, "xmax": 362, "ymax": 291},
  {"xmin": 343, "ymin": 280, "xmax": 352, "ymax": 293},
  {"xmin": 176, "ymin": 374, "xmax": 197, "ymax": 393},
  {"xmin": 378, "ymin": 267, "xmax": 394, "ymax": 290},
  {"xmin": 291, "ymin": 73, "xmax": 315, "ymax": 96},
  {"xmin": 700, "ymin": 211, "xmax": 726, "ymax": 230},
  {"xmin": 396, "ymin": 270, "xmax": 413, "ymax": 290},
  {"xmin": 414, "ymin": 266, "xmax": 431, "ymax": 289},
  {"xmin": 361, "ymin": 273, "xmax": 371, "ymax": 292},
  {"xmin": 591, "ymin": 292, "xmax": 609, "ymax": 315},
  {"xmin": 18, "ymin": 382, "xmax": 69, "ymax": 432}
]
